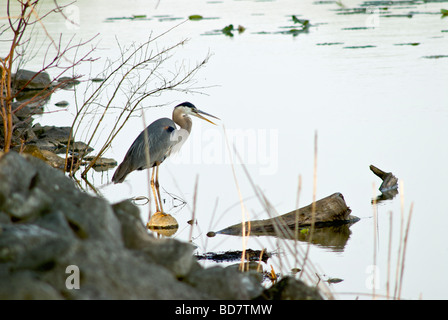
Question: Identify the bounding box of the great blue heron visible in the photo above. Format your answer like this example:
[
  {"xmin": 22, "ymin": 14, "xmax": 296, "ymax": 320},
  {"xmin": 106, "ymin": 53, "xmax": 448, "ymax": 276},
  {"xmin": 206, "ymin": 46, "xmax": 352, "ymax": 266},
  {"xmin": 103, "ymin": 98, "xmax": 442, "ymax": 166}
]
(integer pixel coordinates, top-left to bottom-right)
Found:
[{"xmin": 112, "ymin": 102, "xmax": 219, "ymax": 213}]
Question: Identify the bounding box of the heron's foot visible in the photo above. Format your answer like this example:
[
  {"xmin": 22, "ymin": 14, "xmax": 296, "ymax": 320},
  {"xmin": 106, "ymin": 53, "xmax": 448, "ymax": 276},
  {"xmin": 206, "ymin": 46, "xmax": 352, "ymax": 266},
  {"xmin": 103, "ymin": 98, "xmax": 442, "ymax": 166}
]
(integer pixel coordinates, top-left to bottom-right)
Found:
[{"xmin": 154, "ymin": 210, "xmax": 167, "ymax": 216}]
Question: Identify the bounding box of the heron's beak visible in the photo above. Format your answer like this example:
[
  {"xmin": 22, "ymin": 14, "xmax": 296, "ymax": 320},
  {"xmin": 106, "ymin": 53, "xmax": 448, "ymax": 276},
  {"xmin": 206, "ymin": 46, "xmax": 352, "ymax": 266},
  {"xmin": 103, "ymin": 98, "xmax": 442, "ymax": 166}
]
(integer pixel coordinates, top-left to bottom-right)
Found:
[{"xmin": 194, "ymin": 109, "xmax": 220, "ymax": 125}]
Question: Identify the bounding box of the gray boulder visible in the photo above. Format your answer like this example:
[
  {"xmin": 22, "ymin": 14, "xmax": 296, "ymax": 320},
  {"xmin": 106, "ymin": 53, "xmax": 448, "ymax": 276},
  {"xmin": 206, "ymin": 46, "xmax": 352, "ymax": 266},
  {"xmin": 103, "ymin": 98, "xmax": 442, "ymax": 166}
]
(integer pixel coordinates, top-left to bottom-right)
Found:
[
  {"xmin": 0, "ymin": 152, "xmax": 269, "ymax": 300},
  {"xmin": 13, "ymin": 70, "xmax": 52, "ymax": 91}
]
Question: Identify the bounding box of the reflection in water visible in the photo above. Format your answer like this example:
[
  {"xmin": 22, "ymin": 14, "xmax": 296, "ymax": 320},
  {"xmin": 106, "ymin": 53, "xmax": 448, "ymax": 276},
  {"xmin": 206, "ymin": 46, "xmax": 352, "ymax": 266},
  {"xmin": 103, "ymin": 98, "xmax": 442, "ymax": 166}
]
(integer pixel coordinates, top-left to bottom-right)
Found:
[
  {"xmin": 295, "ymin": 223, "xmax": 356, "ymax": 252},
  {"xmin": 372, "ymin": 188, "xmax": 399, "ymax": 204},
  {"xmin": 147, "ymin": 212, "xmax": 179, "ymax": 237},
  {"xmin": 215, "ymin": 193, "xmax": 359, "ymax": 252},
  {"xmin": 6, "ymin": 0, "xmax": 445, "ymax": 299},
  {"xmin": 218, "ymin": 220, "xmax": 359, "ymax": 252}
]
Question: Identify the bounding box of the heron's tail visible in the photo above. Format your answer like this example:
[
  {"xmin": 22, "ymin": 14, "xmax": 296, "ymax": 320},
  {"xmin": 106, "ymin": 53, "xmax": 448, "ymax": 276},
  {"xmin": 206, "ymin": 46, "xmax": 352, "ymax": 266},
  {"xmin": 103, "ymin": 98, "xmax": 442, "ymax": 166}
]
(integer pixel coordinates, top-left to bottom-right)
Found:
[{"xmin": 111, "ymin": 161, "xmax": 130, "ymax": 184}]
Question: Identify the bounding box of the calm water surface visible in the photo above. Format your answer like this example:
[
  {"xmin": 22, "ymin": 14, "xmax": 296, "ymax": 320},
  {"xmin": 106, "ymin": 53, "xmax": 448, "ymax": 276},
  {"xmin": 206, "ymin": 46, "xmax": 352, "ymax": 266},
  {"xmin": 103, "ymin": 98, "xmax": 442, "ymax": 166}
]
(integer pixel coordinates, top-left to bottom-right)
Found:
[{"xmin": 5, "ymin": 0, "xmax": 448, "ymax": 299}]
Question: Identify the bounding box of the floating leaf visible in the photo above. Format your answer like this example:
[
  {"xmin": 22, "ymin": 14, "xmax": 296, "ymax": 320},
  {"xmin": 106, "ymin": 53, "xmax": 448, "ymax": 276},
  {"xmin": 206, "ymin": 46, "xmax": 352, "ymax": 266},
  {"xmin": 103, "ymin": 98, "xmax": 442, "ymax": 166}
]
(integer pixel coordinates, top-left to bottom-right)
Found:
[
  {"xmin": 442, "ymin": 9, "xmax": 448, "ymax": 18},
  {"xmin": 189, "ymin": 15, "xmax": 203, "ymax": 21},
  {"xmin": 222, "ymin": 24, "xmax": 234, "ymax": 37},
  {"xmin": 394, "ymin": 42, "xmax": 420, "ymax": 46},
  {"xmin": 336, "ymin": 0, "xmax": 345, "ymax": 8},
  {"xmin": 132, "ymin": 14, "xmax": 147, "ymax": 19},
  {"xmin": 292, "ymin": 15, "xmax": 309, "ymax": 27},
  {"xmin": 422, "ymin": 55, "xmax": 448, "ymax": 59},
  {"xmin": 343, "ymin": 45, "xmax": 376, "ymax": 49},
  {"xmin": 292, "ymin": 15, "xmax": 301, "ymax": 24}
]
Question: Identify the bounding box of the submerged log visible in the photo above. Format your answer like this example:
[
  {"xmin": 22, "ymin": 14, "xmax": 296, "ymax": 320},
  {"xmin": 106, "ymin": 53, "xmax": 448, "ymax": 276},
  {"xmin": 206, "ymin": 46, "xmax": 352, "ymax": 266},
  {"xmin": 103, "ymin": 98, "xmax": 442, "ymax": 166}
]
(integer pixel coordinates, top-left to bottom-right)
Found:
[
  {"xmin": 216, "ymin": 193, "xmax": 358, "ymax": 238},
  {"xmin": 370, "ymin": 165, "xmax": 399, "ymax": 202},
  {"xmin": 195, "ymin": 249, "xmax": 270, "ymax": 263},
  {"xmin": 369, "ymin": 165, "xmax": 398, "ymax": 192}
]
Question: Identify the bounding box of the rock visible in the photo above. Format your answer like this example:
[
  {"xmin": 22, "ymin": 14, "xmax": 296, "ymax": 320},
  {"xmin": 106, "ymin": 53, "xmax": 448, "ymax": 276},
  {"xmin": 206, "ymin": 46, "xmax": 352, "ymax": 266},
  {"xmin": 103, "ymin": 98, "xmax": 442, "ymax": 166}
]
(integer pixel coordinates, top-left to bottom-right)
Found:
[
  {"xmin": 55, "ymin": 100, "xmax": 69, "ymax": 107},
  {"xmin": 91, "ymin": 78, "xmax": 105, "ymax": 82},
  {"xmin": 37, "ymin": 240, "xmax": 208, "ymax": 299},
  {"xmin": 13, "ymin": 69, "xmax": 52, "ymax": 91},
  {"xmin": 14, "ymin": 89, "xmax": 50, "ymax": 111},
  {"xmin": 32, "ymin": 125, "xmax": 72, "ymax": 144},
  {"xmin": 29, "ymin": 125, "xmax": 93, "ymax": 156},
  {"xmin": 62, "ymin": 141, "xmax": 93, "ymax": 156},
  {"xmin": 185, "ymin": 265, "xmax": 263, "ymax": 299},
  {"xmin": 12, "ymin": 101, "xmax": 33, "ymax": 120},
  {"xmin": 140, "ymin": 238, "xmax": 196, "ymax": 278},
  {"xmin": 21, "ymin": 145, "xmax": 66, "ymax": 170},
  {"xmin": 0, "ymin": 152, "xmax": 268, "ymax": 299},
  {"xmin": 112, "ymin": 200, "xmax": 154, "ymax": 249},
  {"xmin": 86, "ymin": 156, "xmax": 117, "ymax": 171},
  {"xmin": 57, "ymin": 77, "xmax": 81, "ymax": 85},
  {"xmin": 56, "ymin": 77, "xmax": 81, "ymax": 90},
  {"xmin": 0, "ymin": 272, "xmax": 63, "ymax": 300},
  {"xmin": 256, "ymin": 277, "xmax": 323, "ymax": 300},
  {"xmin": 147, "ymin": 212, "xmax": 179, "ymax": 228},
  {"xmin": 0, "ymin": 224, "xmax": 76, "ymax": 271}
]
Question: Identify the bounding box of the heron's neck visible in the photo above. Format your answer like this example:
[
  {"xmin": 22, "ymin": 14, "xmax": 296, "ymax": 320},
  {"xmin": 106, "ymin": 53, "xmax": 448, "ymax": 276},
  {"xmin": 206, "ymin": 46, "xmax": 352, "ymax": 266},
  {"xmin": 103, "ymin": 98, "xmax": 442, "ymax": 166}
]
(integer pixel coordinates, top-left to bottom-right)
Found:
[{"xmin": 173, "ymin": 109, "xmax": 192, "ymax": 133}]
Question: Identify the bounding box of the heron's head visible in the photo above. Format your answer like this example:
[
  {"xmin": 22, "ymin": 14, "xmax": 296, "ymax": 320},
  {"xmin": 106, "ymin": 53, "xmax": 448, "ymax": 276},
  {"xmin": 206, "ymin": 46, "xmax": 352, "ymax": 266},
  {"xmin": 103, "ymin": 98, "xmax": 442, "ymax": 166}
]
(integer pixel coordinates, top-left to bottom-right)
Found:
[{"xmin": 174, "ymin": 102, "xmax": 220, "ymax": 125}]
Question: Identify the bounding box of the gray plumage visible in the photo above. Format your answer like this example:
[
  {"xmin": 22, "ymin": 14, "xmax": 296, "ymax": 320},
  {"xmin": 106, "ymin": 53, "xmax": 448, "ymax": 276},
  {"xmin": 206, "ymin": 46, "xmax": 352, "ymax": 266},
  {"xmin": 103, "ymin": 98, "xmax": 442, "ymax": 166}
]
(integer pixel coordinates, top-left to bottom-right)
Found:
[
  {"xmin": 112, "ymin": 118, "xmax": 177, "ymax": 183},
  {"xmin": 112, "ymin": 102, "xmax": 219, "ymax": 185}
]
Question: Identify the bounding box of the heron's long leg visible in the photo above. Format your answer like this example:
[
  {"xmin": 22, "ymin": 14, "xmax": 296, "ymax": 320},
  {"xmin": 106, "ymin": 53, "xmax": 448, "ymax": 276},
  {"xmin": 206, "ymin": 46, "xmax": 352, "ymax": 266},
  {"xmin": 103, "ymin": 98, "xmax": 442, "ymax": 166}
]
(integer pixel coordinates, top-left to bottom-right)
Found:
[
  {"xmin": 150, "ymin": 167, "xmax": 160, "ymax": 213},
  {"xmin": 155, "ymin": 163, "xmax": 164, "ymax": 213}
]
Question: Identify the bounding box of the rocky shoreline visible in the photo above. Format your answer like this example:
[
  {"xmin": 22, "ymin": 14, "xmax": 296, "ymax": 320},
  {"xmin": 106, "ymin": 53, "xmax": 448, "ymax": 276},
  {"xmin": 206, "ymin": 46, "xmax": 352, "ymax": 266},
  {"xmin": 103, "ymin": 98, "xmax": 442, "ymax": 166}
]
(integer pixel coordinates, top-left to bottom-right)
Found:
[
  {"xmin": 0, "ymin": 69, "xmax": 324, "ymax": 300},
  {"xmin": 2, "ymin": 69, "xmax": 115, "ymax": 173},
  {"xmin": 0, "ymin": 151, "xmax": 322, "ymax": 300}
]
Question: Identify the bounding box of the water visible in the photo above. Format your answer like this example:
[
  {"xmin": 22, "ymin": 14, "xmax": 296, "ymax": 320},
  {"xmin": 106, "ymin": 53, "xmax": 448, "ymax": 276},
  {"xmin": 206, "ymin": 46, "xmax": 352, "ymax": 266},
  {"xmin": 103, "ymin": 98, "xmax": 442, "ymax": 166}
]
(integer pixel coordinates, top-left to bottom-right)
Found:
[{"xmin": 3, "ymin": 0, "xmax": 448, "ymax": 299}]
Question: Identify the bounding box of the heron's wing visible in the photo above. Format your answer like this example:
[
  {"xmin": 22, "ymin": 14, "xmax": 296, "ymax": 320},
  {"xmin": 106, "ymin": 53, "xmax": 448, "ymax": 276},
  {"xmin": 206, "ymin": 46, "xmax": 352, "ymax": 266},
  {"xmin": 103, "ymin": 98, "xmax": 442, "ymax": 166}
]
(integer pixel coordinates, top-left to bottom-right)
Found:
[{"xmin": 125, "ymin": 118, "xmax": 178, "ymax": 171}]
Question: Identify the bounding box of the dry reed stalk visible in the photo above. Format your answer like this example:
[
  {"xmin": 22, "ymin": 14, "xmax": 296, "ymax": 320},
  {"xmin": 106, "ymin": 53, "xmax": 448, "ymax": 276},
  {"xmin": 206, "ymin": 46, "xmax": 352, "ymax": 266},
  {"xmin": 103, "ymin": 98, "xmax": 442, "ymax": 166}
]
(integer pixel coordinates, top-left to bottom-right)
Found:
[
  {"xmin": 372, "ymin": 182, "xmax": 379, "ymax": 299},
  {"xmin": 141, "ymin": 111, "xmax": 152, "ymax": 221},
  {"xmin": 375, "ymin": 180, "xmax": 413, "ymax": 300},
  {"xmin": 394, "ymin": 181, "xmax": 405, "ymax": 298},
  {"xmin": 294, "ymin": 175, "xmax": 302, "ymax": 268},
  {"xmin": 300, "ymin": 131, "xmax": 318, "ymax": 280},
  {"xmin": 189, "ymin": 176, "xmax": 199, "ymax": 243},
  {"xmin": 222, "ymin": 125, "xmax": 250, "ymax": 271},
  {"xmin": 257, "ymin": 248, "xmax": 265, "ymax": 273},
  {"xmin": 386, "ymin": 211, "xmax": 393, "ymax": 299},
  {"xmin": 230, "ymin": 134, "xmax": 333, "ymax": 298},
  {"xmin": 397, "ymin": 201, "xmax": 413, "ymax": 299}
]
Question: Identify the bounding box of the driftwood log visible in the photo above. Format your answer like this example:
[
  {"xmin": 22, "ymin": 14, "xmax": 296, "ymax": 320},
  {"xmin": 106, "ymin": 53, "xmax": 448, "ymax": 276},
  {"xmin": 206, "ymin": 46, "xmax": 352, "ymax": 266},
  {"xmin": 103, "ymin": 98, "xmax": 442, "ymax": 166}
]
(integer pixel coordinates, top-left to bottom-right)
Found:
[
  {"xmin": 369, "ymin": 165, "xmax": 398, "ymax": 192},
  {"xmin": 216, "ymin": 193, "xmax": 358, "ymax": 238},
  {"xmin": 370, "ymin": 165, "xmax": 399, "ymax": 202}
]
